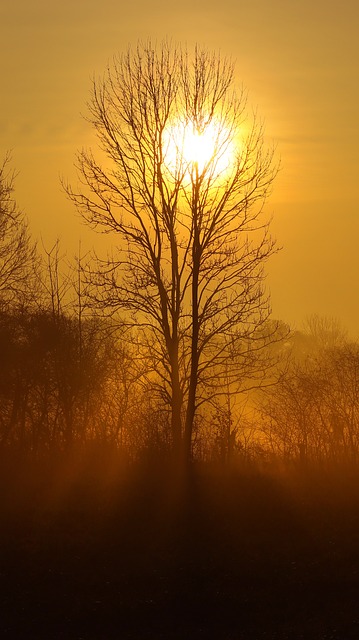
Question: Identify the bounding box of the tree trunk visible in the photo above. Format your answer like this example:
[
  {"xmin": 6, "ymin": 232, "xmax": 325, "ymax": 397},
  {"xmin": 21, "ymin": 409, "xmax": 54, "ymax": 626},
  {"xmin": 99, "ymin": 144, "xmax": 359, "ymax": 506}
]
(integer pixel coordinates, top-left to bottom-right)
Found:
[
  {"xmin": 183, "ymin": 180, "xmax": 200, "ymax": 464},
  {"xmin": 171, "ymin": 360, "xmax": 183, "ymax": 455}
]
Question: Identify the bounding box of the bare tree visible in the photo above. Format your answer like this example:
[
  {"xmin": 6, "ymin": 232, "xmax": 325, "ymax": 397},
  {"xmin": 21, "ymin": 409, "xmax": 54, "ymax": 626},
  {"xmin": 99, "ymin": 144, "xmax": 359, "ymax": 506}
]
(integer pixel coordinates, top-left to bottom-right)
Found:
[
  {"xmin": 0, "ymin": 154, "xmax": 38, "ymax": 309},
  {"xmin": 66, "ymin": 41, "xmax": 278, "ymax": 464},
  {"xmin": 303, "ymin": 314, "xmax": 348, "ymax": 351}
]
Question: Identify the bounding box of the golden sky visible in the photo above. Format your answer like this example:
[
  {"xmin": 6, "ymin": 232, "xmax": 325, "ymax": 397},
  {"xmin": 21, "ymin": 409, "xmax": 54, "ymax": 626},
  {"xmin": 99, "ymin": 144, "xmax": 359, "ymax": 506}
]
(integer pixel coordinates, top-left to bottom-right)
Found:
[{"xmin": 1, "ymin": 0, "xmax": 359, "ymax": 335}]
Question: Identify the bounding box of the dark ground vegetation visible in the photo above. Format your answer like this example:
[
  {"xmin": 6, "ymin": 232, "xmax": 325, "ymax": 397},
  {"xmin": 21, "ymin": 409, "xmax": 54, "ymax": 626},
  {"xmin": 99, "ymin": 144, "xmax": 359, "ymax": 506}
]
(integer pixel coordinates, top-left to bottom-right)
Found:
[{"xmin": 1, "ymin": 451, "xmax": 359, "ymax": 640}]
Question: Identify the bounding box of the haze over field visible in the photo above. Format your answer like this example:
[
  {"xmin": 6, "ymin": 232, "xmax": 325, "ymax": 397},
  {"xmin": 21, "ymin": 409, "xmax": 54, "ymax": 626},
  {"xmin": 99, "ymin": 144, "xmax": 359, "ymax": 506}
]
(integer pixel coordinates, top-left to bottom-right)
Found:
[{"xmin": 1, "ymin": 0, "xmax": 359, "ymax": 334}]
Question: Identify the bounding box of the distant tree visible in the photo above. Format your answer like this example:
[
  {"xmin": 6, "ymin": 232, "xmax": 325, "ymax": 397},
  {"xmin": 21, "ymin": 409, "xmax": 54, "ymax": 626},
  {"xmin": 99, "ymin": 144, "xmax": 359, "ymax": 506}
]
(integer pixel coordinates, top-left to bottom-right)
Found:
[
  {"xmin": 259, "ymin": 333, "xmax": 359, "ymax": 466},
  {"xmin": 0, "ymin": 154, "xmax": 38, "ymax": 309},
  {"xmin": 66, "ymin": 41, "xmax": 278, "ymax": 465},
  {"xmin": 303, "ymin": 314, "xmax": 348, "ymax": 352}
]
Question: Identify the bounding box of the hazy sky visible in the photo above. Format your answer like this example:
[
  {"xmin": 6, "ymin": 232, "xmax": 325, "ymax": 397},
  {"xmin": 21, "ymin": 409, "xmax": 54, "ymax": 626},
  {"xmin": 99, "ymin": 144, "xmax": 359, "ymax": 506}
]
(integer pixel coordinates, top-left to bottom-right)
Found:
[{"xmin": 1, "ymin": 0, "xmax": 359, "ymax": 335}]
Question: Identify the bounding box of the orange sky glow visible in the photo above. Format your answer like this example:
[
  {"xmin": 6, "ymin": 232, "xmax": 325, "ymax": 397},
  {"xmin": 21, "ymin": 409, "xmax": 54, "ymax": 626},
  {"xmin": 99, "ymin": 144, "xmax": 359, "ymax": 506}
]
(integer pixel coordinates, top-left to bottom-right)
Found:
[{"xmin": 1, "ymin": 0, "xmax": 359, "ymax": 335}]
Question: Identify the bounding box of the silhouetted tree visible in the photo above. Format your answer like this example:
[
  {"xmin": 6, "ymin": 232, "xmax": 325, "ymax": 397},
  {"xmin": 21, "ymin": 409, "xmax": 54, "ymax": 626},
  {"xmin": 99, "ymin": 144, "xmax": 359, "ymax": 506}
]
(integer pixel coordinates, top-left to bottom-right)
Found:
[
  {"xmin": 0, "ymin": 154, "xmax": 38, "ymax": 309},
  {"xmin": 259, "ymin": 322, "xmax": 359, "ymax": 466},
  {"xmin": 66, "ymin": 41, "xmax": 278, "ymax": 464},
  {"xmin": 0, "ymin": 306, "xmax": 123, "ymax": 452}
]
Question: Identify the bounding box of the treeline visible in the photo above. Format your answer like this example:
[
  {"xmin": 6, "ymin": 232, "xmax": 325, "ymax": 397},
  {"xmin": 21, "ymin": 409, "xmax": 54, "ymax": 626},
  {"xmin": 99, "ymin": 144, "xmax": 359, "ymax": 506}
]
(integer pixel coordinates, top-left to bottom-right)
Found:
[{"xmin": 2, "ymin": 300, "xmax": 359, "ymax": 469}]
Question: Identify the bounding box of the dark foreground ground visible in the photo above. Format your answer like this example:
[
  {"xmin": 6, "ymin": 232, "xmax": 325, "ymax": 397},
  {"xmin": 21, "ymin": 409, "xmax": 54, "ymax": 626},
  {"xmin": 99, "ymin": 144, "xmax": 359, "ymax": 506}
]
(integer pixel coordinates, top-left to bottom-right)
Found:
[{"xmin": 1, "ymin": 453, "xmax": 359, "ymax": 639}]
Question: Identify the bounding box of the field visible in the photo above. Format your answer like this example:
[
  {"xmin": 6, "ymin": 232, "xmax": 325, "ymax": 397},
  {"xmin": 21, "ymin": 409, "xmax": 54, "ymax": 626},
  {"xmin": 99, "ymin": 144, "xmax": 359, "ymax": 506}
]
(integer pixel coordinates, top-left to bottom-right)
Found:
[{"xmin": 1, "ymin": 453, "xmax": 359, "ymax": 639}]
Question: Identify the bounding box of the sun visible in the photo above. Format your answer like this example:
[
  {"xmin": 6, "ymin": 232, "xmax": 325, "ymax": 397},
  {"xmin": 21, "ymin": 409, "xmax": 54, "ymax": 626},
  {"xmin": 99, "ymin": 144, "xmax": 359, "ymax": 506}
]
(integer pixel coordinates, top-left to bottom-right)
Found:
[{"xmin": 163, "ymin": 117, "xmax": 235, "ymax": 179}]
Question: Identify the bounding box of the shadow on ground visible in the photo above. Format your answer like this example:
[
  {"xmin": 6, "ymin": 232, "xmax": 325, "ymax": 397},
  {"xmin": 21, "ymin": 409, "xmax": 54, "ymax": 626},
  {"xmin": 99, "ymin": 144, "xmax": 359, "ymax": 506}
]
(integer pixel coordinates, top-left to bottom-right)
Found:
[{"xmin": 1, "ymin": 454, "xmax": 359, "ymax": 639}]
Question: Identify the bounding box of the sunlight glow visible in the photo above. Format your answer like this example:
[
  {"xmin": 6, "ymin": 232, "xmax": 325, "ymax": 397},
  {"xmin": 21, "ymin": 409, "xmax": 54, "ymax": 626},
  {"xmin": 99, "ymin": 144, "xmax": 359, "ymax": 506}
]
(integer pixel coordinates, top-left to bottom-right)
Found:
[{"xmin": 163, "ymin": 117, "xmax": 235, "ymax": 179}]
